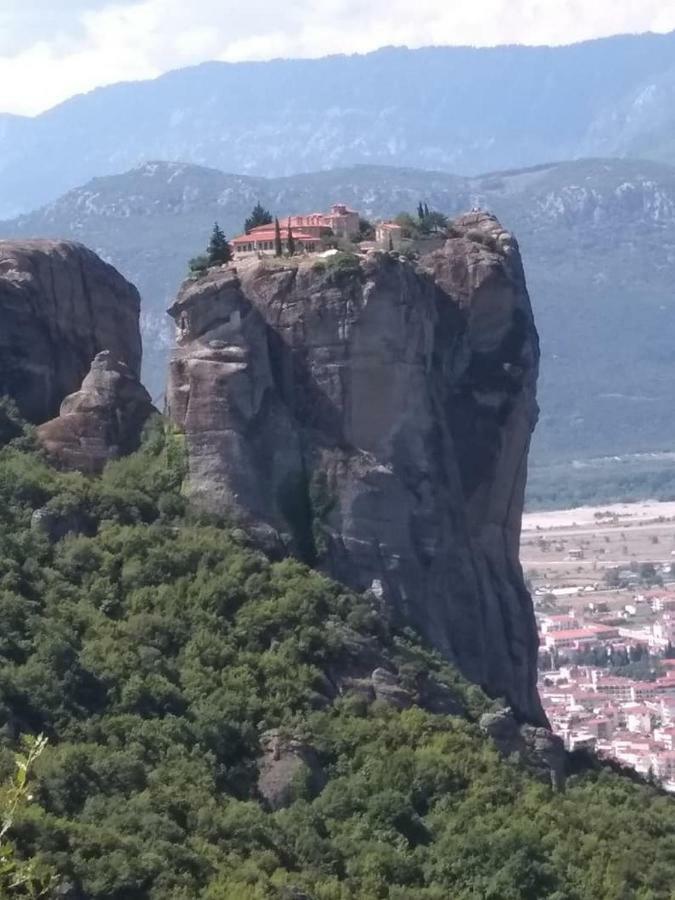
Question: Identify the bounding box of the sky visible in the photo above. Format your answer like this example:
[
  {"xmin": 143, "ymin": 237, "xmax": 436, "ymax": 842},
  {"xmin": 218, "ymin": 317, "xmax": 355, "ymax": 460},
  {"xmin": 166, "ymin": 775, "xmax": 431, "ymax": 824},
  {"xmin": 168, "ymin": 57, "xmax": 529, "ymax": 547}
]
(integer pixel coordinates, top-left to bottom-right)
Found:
[{"xmin": 1, "ymin": 0, "xmax": 674, "ymax": 116}]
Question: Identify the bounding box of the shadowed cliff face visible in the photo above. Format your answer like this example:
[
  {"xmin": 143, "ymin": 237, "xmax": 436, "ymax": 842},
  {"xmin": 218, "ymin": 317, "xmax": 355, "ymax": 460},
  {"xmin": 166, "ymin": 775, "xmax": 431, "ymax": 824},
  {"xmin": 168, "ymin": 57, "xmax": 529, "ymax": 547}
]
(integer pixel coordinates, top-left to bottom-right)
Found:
[
  {"xmin": 0, "ymin": 240, "xmax": 142, "ymax": 424},
  {"xmin": 166, "ymin": 212, "xmax": 543, "ymax": 722}
]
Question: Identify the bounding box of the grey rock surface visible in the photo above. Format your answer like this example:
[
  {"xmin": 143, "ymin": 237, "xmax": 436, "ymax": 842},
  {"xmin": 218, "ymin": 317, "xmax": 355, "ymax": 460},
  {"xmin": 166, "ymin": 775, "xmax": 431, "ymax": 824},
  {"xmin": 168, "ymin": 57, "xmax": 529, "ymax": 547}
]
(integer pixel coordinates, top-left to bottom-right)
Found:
[
  {"xmin": 30, "ymin": 505, "xmax": 94, "ymax": 543},
  {"xmin": 417, "ymin": 675, "xmax": 465, "ymax": 717},
  {"xmin": 371, "ymin": 667, "xmax": 414, "ymax": 709},
  {"xmin": 480, "ymin": 707, "xmax": 566, "ymax": 789},
  {"xmin": 36, "ymin": 351, "xmax": 155, "ymax": 474},
  {"xmin": 166, "ymin": 213, "xmax": 544, "ymax": 722},
  {"xmin": 0, "ymin": 240, "xmax": 142, "ymax": 424},
  {"xmin": 257, "ymin": 729, "xmax": 327, "ymax": 811}
]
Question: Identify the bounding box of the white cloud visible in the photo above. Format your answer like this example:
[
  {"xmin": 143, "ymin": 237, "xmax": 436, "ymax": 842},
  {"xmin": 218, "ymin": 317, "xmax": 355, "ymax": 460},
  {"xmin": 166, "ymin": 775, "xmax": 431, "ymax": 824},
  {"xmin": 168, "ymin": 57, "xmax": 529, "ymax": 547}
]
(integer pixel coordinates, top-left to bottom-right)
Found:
[{"xmin": 1, "ymin": 0, "xmax": 674, "ymax": 115}]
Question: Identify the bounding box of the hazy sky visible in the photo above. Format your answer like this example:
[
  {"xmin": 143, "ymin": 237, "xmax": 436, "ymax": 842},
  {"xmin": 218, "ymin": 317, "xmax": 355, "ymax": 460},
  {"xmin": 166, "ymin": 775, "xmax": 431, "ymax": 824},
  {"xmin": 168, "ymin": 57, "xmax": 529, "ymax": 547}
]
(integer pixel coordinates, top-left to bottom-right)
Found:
[{"xmin": 1, "ymin": 0, "xmax": 674, "ymax": 116}]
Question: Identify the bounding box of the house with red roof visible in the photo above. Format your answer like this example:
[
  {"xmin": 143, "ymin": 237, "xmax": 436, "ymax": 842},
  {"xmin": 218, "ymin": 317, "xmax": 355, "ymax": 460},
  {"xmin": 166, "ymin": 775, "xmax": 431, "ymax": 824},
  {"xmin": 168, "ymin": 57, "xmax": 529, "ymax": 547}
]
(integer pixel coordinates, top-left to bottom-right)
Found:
[
  {"xmin": 232, "ymin": 204, "xmax": 361, "ymax": 256},
  {"xmin": 232, "ymin": 223, "xmax": 322, "ymax": 256},
  {"xmin": 539, "ymin": 612, "xmax": 578, "ymax": 634},
  {"xmin": 542, "ymin": 625, "xmax": 619, "ymax": 652}
]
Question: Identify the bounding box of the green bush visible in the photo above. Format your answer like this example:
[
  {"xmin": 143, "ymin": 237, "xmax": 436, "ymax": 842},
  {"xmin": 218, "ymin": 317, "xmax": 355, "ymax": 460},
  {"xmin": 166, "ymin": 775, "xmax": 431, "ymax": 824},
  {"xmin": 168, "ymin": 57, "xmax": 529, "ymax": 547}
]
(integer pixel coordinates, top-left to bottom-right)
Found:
[
  {"xmin": 188, "ymin": 254, "xmax": 210, "ymax": 276},
  {"xmin": 322, "ymin": 251, "xmax": 361, "ymax": 274},
  {"xmin": 0, "ymin": 396, "xmax": 26, "ymax": 447}
]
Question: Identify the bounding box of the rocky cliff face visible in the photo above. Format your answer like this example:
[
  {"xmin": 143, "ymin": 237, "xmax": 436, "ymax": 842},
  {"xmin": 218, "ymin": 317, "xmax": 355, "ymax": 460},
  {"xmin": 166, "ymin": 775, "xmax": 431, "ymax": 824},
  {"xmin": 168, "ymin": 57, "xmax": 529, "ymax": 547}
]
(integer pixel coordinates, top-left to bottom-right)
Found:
[
  {"xmin": 6, "ymin": 159, "xmax": 675, "ymax": 464},
  {"xmin": 36, "ymin": 351, "xmax": 155, "ymax": 473},
  {"xmin": 0, "ymin": 240, "xmax": 142, "ymax": 424},
  {"xmin": 166, "ymin": 213, "xmax": 543, "ymax": 722}
]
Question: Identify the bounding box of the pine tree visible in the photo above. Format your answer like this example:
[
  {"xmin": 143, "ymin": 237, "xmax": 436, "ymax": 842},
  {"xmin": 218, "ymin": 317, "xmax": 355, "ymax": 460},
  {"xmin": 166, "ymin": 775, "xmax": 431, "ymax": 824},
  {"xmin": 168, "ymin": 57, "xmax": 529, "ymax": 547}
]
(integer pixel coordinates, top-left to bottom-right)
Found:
[
  {"xmin": 207, "ymin": 222, "xmax": 232, "ymax": 266},
  {"xmin": 244, "ymin": 202, "xmax": 273, "ymax": 234},
  {"xmin": 274, "ymin": 218, "xmax": 283, "ymax": 257},
  {"xmin": 286, "ymin": 220, "xmax": 295, "ymax": 256}
]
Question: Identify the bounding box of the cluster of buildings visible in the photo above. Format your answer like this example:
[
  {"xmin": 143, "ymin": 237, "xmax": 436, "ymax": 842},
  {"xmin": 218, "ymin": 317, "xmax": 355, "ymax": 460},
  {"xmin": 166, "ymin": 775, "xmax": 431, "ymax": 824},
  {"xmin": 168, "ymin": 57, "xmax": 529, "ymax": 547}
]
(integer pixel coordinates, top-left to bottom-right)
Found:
[
  {"xmin": 537, "ymin": 594, "xmax": 675, "ymax": 790},
  {"xmin": 538, "ymin": 593, "xmax": 675, "ymax": 661},
  {"xmin": 540, "ymin": 663, "xmax": 675, "ymax": 788},
  {"xmin": 231, "ymin": 204, "xmax": 404, "ymax": 256}
]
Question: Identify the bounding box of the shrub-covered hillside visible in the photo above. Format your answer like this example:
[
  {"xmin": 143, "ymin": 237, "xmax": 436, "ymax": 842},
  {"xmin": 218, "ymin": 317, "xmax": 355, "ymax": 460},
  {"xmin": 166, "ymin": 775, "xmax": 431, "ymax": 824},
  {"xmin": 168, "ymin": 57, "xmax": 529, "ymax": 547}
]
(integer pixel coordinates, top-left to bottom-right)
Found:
[{"xmin": 0, "ymin": 415, "xmax": 674, "ymax": 899}]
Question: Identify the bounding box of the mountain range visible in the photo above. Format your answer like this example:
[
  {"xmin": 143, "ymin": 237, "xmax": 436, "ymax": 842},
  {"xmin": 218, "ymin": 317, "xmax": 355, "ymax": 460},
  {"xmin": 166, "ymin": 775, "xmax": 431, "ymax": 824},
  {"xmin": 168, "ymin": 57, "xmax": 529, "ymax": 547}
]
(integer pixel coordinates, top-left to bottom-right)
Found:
[
  {"xmin": 2, "ymin": 30, "xmax": 675, "ymax": 218},
  {"xmin": 2, "ymin": 155, "xmax": 675, "ymax": 466}
]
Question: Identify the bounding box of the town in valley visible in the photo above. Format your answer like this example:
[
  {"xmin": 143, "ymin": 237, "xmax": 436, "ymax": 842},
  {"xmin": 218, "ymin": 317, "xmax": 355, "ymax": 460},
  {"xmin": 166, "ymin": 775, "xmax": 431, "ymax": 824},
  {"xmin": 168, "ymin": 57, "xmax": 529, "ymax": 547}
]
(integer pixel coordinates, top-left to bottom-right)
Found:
[{"xmin": 523, "ymin": 500, "xmax": 675, "ymax": 789}]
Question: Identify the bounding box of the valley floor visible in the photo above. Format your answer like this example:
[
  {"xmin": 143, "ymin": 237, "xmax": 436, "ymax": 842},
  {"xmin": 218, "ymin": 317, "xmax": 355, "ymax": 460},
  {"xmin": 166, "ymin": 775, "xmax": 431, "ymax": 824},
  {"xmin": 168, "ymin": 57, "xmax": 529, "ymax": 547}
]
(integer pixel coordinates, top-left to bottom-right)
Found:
[{"xmin": 523, "ymin": 500, "xmax": 675, "ymax": 532}]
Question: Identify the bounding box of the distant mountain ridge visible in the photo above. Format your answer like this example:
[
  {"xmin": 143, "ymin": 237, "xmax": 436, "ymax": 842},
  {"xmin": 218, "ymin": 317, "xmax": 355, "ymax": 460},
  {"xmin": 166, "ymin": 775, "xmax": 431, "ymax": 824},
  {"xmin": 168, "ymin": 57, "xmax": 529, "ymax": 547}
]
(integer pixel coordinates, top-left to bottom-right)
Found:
[
  {"xmin": 2, "ymin": 156, "xmax": 675, "ymax": 464},
  {"xmin": 2, "ymin": 31, "xmax": 675, "ymax": 217}
]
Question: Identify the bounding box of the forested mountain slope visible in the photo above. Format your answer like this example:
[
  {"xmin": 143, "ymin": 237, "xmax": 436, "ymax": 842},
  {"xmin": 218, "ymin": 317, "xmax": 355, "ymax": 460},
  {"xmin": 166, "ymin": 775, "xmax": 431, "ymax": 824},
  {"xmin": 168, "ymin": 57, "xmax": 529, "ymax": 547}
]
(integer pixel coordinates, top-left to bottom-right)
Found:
[{"xmin": 0, "ymin": 418, "xmax": 673, "ymax": 898}]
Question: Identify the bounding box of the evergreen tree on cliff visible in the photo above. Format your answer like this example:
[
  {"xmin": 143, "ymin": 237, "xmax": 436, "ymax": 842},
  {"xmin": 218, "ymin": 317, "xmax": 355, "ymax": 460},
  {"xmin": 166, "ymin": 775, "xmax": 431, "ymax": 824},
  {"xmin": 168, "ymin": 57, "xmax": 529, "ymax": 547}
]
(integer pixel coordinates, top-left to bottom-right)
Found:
[
  {"xmin": 274, "ymin": 218, "xmax": 283, "ymax": 257},
  {"xmin": 207, "ymin": 223, "xmax": 232, "ymax": 266},
  {"xmin": 244, "ymin": 202, "xmax": 273, "ymax": 234},
  {"xmin": 286, "ymin": 220, "xmax": 295, "ymax": 256}
]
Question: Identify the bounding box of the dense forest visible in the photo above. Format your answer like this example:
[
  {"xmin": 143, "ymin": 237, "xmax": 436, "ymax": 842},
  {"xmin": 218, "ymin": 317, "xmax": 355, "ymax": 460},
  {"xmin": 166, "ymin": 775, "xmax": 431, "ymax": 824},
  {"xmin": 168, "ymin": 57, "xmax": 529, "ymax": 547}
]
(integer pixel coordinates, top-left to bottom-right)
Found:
[
  {"xmin": 526, "ymin": 453, "xmax": 675, "ymax": 511},
  {"xmin": 0, "ymin": 409, "xmax": 674, "ymax": 899}
]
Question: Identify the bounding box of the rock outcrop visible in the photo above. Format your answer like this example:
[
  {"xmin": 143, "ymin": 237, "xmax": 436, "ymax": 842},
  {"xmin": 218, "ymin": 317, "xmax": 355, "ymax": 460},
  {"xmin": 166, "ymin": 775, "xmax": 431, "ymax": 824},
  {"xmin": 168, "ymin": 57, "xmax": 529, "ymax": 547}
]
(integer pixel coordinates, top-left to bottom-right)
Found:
[
  {"xmin": 30, "ymin": 504, "xmax": 94, "ymax": 543},
  {"xmin": 0, "ymin": 240, "xmax": 142, "ymax": 424},
  {"xmin": 257, "ymin": 729, "xmax": 326, "ymax": 810},
  {"xmin": 166, "ymin": 213, "xmax": 544, "ymax": 722},
  {"xmin": 315, "ymin": 624, "xmax": 466, "ymax": 715},
  {"xmin": 36, "ymin": 351, "xmax": 155, "ymax": 473},
  {"xmin": 480, "ymin": 707, "xmax": 566, "ymax": 790}
]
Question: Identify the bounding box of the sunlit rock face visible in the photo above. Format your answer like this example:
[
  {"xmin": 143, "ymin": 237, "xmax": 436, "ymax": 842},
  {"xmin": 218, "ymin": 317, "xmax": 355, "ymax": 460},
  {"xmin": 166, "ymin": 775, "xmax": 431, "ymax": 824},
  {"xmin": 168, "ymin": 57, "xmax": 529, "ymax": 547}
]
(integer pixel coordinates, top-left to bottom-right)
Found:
[
  {"xmin": 166, "ymin": 213, "xmax": 543, "ymax": 723},
  {"xmin": 37, "ymin": 351, "xmax": 155, "ymax": 474}
]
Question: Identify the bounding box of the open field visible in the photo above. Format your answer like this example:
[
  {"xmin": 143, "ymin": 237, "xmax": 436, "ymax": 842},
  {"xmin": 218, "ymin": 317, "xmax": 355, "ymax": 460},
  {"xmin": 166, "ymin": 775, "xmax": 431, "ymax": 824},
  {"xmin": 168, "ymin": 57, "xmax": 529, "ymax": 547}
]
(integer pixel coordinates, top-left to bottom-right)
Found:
[
  {"xmin": 521, "ymin": 500, "xmax": 675, "ymax": 615},
  {"xmin": 523, "ymin": 500, "xmax": 675, "ymax": 531}
]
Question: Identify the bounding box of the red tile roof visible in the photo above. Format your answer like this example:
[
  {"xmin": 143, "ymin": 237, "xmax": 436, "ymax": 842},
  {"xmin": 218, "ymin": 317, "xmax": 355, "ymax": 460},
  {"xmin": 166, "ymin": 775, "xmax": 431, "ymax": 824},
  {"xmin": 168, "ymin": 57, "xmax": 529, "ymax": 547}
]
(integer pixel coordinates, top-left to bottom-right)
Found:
[
  {"xmin": 232, "ymin": 231, "xmax": 319, "ymax": 244},
  {"xmin": 246, "ymin": 219, "xmax": 326, "ymax": 234},
  {"xmin": 545, "ymin": 628, "xmax": 618, "ymax": 642}
]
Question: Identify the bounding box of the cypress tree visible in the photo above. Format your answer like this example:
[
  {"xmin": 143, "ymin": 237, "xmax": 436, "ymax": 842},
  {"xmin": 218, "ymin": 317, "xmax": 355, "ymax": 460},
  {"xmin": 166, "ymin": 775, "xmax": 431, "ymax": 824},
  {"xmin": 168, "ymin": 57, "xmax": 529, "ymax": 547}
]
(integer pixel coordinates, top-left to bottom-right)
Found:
[
  {"xmin": 274, "ymin": 218, "xmax": 283, "ymax": 257},
  {"xmin": 417, "ymin": 201, "xmax": 425, "ymax": 221},
  {"xmin": 286, "ymin": 220, "xmax": 296, "ymax": 256},
  {"xmin": 244, "ymin": 202, "xmax": 273, "ymax": 234},
  {"xmin": 424, "ymin": 202, "xmax": 430, "ymax": 218},
  {"xmin": 206, "ymin": 222, "xmax": 232, "ymax": 266}
]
